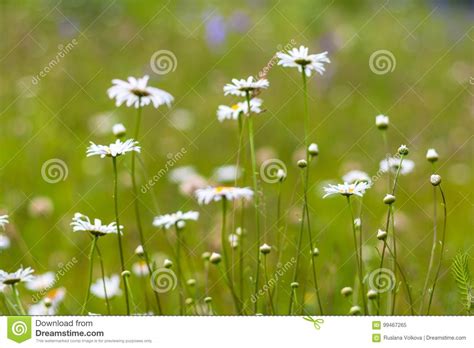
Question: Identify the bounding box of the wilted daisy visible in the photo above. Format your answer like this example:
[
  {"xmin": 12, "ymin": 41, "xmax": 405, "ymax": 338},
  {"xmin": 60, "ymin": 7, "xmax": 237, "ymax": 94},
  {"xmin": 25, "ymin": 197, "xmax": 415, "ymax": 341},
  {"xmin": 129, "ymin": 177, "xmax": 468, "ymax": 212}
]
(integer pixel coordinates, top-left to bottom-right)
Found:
[
  {"xmin": 0, "ymin": 234, "xmax": 10, "ymax": 250},
  {"xmin": 276, "ymin": 46, "xmax": 330, "ymax": 76},
  {"xmin": 152, "ymin": 210, "xmax": 199, "ymax": 230},
  {"xmin": 91, "ymin": 275, "xmax": 122, "ymax": 299},
  {"xmin": 71, "ymin": 213, "xmax": 122, "ymax": 237},
  {"xmin": 223, "ymin": 77, "xmax": 269, "ymax": 97},
  {"xmin": 132, "ymin": 261, "xmax": 149, "ymax": 277},
  {"xmin": 342, "ymin": 170, "xmax": 372, "ymax": 184},
  {"xmin": 25, "ymin": 272, "xmax": 55, "ymax": 291},
  {"xmin": 86, "ymin": 139, "xmax": 140, "ymax": 158},
  {"xmin": 28, "ymin": 288, "xmax": 66, "ymax": 315},
  {"xmin": 0, "ymin": 214, "xmax": 8, "ymax": 229},
  {"xmin": 107, "ymin": 75, "xmax": 173, "ymax": 109},
  {"xmin": 217, "ymin": 98, "xmax": 263, "ymax": 121},
  {"xmin": 323, "ymin": 182, "xmax": 371, "ymax": 198},
  {"xmin": 0, "ymin": 267, "xmax": 35, "ymax": 285},
  {"xmin": 212, "ymin": 164, "xmax": 242, "ymax": 182},
  {"xmin": 379, "ymin": 157, "xmax": 415, "ymax": 175},
  {"xmin": 195, "ymin": 186, "xmax": 253, "ymax": 205}
]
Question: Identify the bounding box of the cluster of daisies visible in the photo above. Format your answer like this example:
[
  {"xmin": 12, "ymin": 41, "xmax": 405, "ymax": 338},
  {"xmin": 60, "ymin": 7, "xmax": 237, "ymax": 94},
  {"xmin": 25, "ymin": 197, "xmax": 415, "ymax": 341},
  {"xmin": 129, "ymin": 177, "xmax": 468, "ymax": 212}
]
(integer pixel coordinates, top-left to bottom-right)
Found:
[{"xmin": 0, "ymin": 44, "xmax": 445, "ymax": 316}]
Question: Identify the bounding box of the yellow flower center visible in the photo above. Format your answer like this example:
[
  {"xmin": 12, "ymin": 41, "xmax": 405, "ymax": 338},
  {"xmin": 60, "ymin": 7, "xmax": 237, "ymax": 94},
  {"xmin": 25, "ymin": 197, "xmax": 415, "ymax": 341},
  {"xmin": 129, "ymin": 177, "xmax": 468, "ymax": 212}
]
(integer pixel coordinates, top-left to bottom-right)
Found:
[{"xmin": 231, "ymin": 104, "xmax": 239, "ymax": 110}]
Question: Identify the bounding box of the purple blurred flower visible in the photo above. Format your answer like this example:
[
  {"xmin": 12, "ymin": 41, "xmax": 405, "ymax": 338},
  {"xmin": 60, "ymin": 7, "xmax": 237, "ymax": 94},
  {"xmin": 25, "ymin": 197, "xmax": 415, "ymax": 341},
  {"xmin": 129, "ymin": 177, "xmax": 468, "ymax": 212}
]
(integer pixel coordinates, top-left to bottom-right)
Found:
[{"xmin": 205, "ymin": 14, "xmax": 227, "ymax": 48}]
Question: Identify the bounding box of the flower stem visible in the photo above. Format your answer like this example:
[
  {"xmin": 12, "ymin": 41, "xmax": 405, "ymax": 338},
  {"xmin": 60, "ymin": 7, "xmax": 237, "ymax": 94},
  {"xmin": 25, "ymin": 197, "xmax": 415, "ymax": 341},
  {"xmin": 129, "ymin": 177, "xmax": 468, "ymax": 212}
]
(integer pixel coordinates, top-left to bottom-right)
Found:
[
  {"xmin": 426, "ymin": 185, "xmax": 447, "ymax": 314},
  {"xmin": 220, "ymin": 199, "xmax": 242, "ymax": 314},
  {"xmin": 112, "ymin": 157, "xmax": 131, "ymax": 315},
  {"xmin": 347, "ymin": 196, "xmax": 368, "ymax": 315},
  {"xmin": 95, "ymin": 240, "xmax": 111, "ymax": 315},
  {"xmin": 131, "ymin": 102, "xmax": 163, "ymax": 314},
  {"xmin": 175, "ymin": 225, "xmax": 185, "ymax": 315},
  {"xmin": 82, "ymin": 235, "xmax": 97, "ymax": 315},
  {"xmin": 246, "ymin": 91, "xmax": 261, "ymax": 314},
  {"xmin": 263, "ymin": 254, "xmax": 275, "ymax": 314},
  {"xmin": 11, "ymin": 284, "xmax": 26, "ymax": 315}
]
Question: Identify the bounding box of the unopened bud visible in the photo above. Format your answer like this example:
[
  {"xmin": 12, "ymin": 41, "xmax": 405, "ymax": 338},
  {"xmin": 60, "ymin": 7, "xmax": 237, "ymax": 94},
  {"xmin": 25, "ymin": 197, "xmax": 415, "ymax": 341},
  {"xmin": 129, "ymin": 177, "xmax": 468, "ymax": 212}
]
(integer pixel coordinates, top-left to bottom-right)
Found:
[
  {"xmin": 375, "ymin": 114, "xmax": 389, "ymax": 130},
  {"xmin": 308, "ymin": 143, "xmax": 319, "ymax": 156},
  {"xmin": 209, "ymin": 252, "xmax": 222, "ymax": 265},
  {"xmin": 398, "ymin": 145, "xmax": 409, "ymax": 156},
  {"xmin": 297, "ymin": 159, "xmax": 307, "ymax": 168},
  {"xmin": 426, "ymin": 148, "xmax": 439, "ymax": 163},
  {"xmin": 430, "ymin": 174, "xmax": 441, "ymax": 186},
  {"xmin": 377, "ymin": 229, "xmax": 388, "ymax": 240},
  {"xmin": 383, "ymin": 194, "xmax": 396, "ymax": 205},
  {"xmin": 259, "ymin": 243, "xmax": 271, "ymax": 255},
  {"xmin": 341, "ymin": 287, "xmax": 353, "ymax": 297}
]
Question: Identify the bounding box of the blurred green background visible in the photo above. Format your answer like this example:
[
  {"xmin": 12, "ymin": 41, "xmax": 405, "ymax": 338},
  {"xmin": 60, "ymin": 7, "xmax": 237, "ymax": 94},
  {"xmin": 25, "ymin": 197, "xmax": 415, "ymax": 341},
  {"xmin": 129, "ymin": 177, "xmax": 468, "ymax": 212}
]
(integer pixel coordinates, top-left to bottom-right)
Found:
[{"xmin": 0, "ymin": 0, "xmax": 472, "ymax": 315}]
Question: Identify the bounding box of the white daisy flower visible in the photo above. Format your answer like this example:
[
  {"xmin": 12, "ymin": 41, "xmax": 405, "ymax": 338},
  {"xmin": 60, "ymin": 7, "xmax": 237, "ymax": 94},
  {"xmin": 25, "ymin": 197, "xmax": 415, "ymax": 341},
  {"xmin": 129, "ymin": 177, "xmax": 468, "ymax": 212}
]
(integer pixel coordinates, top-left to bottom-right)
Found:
[
  {"xmin": 132, "ymin": 261, "xmax": 149, "ymax": 277},
  {"xmin": 28, "ymin": 287, "xmax": 66, "ymax": 315},
  {"xmin": 25, "ymin": 272, "xmax": 55, "ymax": 291},
  {"xmin": 91, "ymin": 275, "xmax": 122, "ymax": 299},
  {"xmin": 195, "ymin": 186, "xmax": 254, "ymax": 205},
  {"xmin": 217, "ymin": 98, "xmax": 263, "ymax": 121},
  {"xmin": 0, "ymin": 234, "xmax": 10, "ymax": 250},
  {"xmin": 212, "ymin": 165, "xmax": 242, "ymax": 182},
  {"xmin": 71, "ymin": 213, "xmax": 122, "ymax": 237},
  {"xmin": 323, "ymin": 182, "xmax": 371, "ymax": 198},
  {"xmin": 223, "ymin": 77, "xmax": 269, "ymax": 97},
  {"xmin": 342, "ymin": 170, "xmax": 372, "ymax": 184},
  {"xmin": 0, "ymin": 267, "xmax": 35, "ymax": 285},
  {"xmin": 276, "ymin": 45, "xmax": 330, "ymax": 77},
  {"xmin": 0, "ymin": 214, "xmax": 9, "ymax": 229},
  {"xmin": 379, "ymin": 157, "xmax": 415, "ymax": 175},
  {"xmin": 107, "ymin": 75, "xmax": 174, "ymax": 109},
  {"xmin": 152, "ymin": 210, "xmax": 199, "ymax": 230},
  {"xmin": 86, "ymin": 139, "xmax": 140, "ymax": 158}
]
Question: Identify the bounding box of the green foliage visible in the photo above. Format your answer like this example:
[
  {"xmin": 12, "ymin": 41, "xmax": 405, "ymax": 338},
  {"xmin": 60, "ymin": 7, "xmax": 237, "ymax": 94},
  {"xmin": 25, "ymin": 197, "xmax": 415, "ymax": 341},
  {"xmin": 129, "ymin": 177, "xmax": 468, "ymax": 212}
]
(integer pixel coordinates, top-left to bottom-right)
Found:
[{"xmin": 451, "ymin": 252, "xmax": 473, "ymax": 314}]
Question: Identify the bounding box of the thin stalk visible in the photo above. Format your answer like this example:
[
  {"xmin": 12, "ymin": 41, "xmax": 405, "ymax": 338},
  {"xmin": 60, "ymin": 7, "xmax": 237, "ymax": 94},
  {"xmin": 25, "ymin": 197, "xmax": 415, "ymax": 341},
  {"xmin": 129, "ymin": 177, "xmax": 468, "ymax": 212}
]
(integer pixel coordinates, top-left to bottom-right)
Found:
[
  {"xmin": 95, "ymin": 241, "xmax": 111, "ymax": 315},
  {"xmin": 82, "ymin": 235, "xmax": 97, "ymax": 315},
  {"xmin": 382, "ymin": 131, "xmax": 390, "ymax": 190},
  {"xmin": 288, "ymin": 171, "xmax": 306, "ymax": 314},
  {"xmin": 11, "ymin": 284, "xmax": 26, "ymax": 315},
  {"xmin": 175, "ymin": 225, "xmax": 184, "ymax": 315},
  {"xmin": 384, "ymin": 241, "xmax": 415, "ymax": 314},
  {"xmin": 377, "ymin": 154, "xmax": 405, "ymax": 314},
  {"xmin": 347, "ymin": 196, "xmax": 368, "ymax": 314},
  {"xmin": 426, "ymin": 185, "xmax": 447, "ymax": 314},
  {"xmin": 390, "ymin": 204, "xmax": 397, "ymax": 315},
  {"xmin": 274, "ymin": 180, "xmax": 283, "ymax": 313},
  {"xmin": 421, "ymin": 164, "xmax": 438, "ymax": 313},
  {"xmin": 131, "ymin": 102, "xmax": 162, "ymax": 314},
  {"xmin": 112, "ymin": 157, "xmax": 131, "ymax": 315},
  {"xmin": 246, "ymin": 91, "xmax": 261, "ymax": 314},
  {"xmin": 263, "ymin": 254, "xmax": 275, "ymax": 314},
  {"xmin": 220, "ymin": 199, "xmax": 242, "ymax": 313}
]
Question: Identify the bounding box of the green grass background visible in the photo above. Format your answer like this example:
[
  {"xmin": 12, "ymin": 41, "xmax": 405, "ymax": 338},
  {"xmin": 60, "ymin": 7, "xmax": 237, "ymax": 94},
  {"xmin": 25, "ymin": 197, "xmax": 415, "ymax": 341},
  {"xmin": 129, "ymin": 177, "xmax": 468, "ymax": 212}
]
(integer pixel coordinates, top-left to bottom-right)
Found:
[{"xmin": 0, "ymin": 0, "xmax": 472, "ymax": 315}]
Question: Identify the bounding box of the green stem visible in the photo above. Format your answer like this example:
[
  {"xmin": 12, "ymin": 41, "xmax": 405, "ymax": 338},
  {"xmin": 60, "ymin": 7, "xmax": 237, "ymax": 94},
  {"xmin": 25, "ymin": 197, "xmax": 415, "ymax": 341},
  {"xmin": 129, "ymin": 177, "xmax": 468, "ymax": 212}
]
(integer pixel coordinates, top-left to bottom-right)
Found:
[
  {"xmin": 11, "ymin": 283, "xmax": 26, "ymax": 315},
  {"xmin": 263, "ymin": 254, "xmax": 275, "ymax": 314},
  {"xmin": 426, "ymin": 185, "xmax": 447, "ymax": 314},
  {"xmin": 131, "ymin": 102, "xmax": 163, "ymax": 314},
  {"xmin": 246, "ymin": 92, "xmax": 261, "ymax": 314},
  {"xmin": 220, "ymin": 199, "xmax": 242, "ymax": 314},
  {"xmin": 288, "ymin": 170, "xmax": 306, "ymax": 315},
  {"xmin": 95, "ymin": 241, "xmax": 111, "ymax": 315},
  {"xmin": 347, "ymin": 197, "xmax": 368, "ymax": 314},
  {"xmin": 112, "ymin": 157, "xmax": 131, "ymax": 315},
  {"xmin": 82, "ymin": 236, "xmax": 97, "ymax": 315},
  {"xmin": 175, "ymin": 225, "xmax": 185, "ymax": 315}
]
